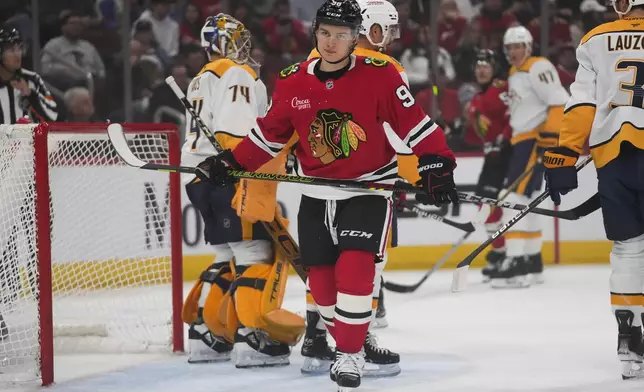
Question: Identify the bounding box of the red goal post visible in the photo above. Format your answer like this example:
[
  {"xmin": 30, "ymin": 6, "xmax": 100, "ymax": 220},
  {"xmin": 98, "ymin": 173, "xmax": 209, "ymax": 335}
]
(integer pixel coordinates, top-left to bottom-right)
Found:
[{"xmin": 0, "ymin": 122, "xmax": 184, "ymax": 386}]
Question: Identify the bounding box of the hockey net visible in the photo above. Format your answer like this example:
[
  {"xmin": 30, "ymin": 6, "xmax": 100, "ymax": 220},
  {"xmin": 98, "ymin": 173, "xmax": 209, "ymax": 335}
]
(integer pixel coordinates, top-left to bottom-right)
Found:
[{"xmin": 0, "ymin": 123, "xmax": 184, "ymax": 386}]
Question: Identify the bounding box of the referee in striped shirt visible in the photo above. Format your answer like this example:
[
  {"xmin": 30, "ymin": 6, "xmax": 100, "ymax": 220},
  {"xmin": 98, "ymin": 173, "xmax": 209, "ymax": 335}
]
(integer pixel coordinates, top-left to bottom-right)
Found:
[
  {"xmin": 0, "ymin": 28, "xmax": 58, "ymax": 340},
  {"xmin": 0, "ymin": 28, "xmax": 57, "ymax": 123}
]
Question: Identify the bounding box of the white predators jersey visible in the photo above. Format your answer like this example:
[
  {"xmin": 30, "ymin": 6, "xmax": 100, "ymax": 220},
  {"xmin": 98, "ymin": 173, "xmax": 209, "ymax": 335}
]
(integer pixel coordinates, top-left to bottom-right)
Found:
[
  {"xmin": 508, "ymin": 57, "xmax": 570, "ymax": 139},
  {"xmin": 181, "ymin": 58, "xmax": 268, "ymax": 183},
  {"xmin": 559, "ymin": 19, "xmax": 644, "ymax": 168}
]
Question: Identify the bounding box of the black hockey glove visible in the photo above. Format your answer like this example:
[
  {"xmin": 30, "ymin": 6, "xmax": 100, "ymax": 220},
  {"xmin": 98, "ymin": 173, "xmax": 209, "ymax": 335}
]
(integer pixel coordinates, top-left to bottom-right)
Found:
[
  {"xmin": 416, "ymin": 155, "xmax": 458, "ymax": 206},
  {"xmin": 195, "ymin": 149, "xmax": 242, "ymax": 187},
  {"xmin": 543, "ymin": 147, "xmax": 579, "ymax": 206}
]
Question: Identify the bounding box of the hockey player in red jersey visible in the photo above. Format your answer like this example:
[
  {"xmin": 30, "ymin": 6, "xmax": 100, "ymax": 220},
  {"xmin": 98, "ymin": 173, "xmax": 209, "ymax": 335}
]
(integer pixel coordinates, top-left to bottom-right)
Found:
[
  {"xmin": 196, "ymin": 0, "xmax": 457, "ymax": 390},
  {"xmin": 467, "ymin": 49, "xmax": 512, "ymax": 282}
]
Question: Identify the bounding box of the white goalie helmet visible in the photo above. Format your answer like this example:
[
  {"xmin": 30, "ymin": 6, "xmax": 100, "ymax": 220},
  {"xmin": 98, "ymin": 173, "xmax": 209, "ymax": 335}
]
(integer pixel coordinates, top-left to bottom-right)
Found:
[
  {"xmin": 200, "ymin": 13, "xmax": 252, "ymax": 64},
  {"xmin": 356, "ymin": 0, "xmax": 401, "ymax": 48},
  {"xmin": 503, "ymin": 26, "xmax": 533, "ymax": 62},
  {"xmin": 610, "ymin": 0, "xmax": 644, "ymax": 16}
]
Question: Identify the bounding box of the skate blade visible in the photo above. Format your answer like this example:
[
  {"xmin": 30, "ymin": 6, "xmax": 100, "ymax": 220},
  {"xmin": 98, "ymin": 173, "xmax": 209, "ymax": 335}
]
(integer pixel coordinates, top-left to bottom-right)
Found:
[
  {"xmin": 300, "ymin": 357, "xmax": 333, "ymax": 375},
  {"xmin": 621, "ymin": 360, "xmax": 644, "ymax": 380},
  {"xmin": 530, "ymin": 273, "xmax": 545, "ymax": 284},
  {"xmin": 371, "ymin": 317, "xmax": 388, "ymax": 329},
  {"xmin": 187, "ymin": 355, "xmax": 231, "ymax": 364},
  {"xmin": 363, "ymin": 362, "xmax": 401, "ymax": 378},
  {"xmin": 490, "ymin": 276, "xmax": 531, "ymax": 289},
  {"xmin": 482, "ymin": 276, "xmax": 491, "ymax": 283}
]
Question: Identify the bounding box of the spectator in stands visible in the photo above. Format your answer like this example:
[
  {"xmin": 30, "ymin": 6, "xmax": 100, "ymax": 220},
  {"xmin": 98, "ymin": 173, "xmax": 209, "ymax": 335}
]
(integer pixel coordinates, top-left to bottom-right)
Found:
[
  {"xmin": 180, "ymin": 2, "xmax": 203, "ymax": 46},
  {"xmin": 473, "ymin": 0, "xmax": 517, "ymax": 53},
  {"xmin": 134, "ymin": 0, "xmax": 179, "ymax": 58},
  {"xmin": 555, "ymin": 43, "xmax": 577, "ymax": 92},
  {"xmin": 400, "ymin": 25, "xmax": 456, "ymax": 93},
  {"xmin": 96, "ymin": 0, "xmax": 123, "ymax": 30},
  {"xmin": 146, "ymin": 62, "xmax": 188, "ymax": 124},
  {"xmin": 232, "ymin": 1, "xmax": 266, "ymax": 48},
  {"xmin": 508, "ymin": 0, "xmax": 536, "ymax": 26},
  {"xmin": 183, "ymin": 43, "xmax": 207, "ymax": 78},
  {"xmin": 41, "ymin": 10, "xmax": 106, "ymax": 91},
  {"xmin": 261, "ymin": 0, "xmax": 309, "ymax": 58},
  {"xmin": 579, "ymin": 0, "xmax": 608, "ymax": 32},
  {"xmin": 437, "ymin": 0, "xmax": 467, "ymax": 54},
  {"xmin": 132, "ymin": 19, "xmax": 170, "ymax": 70},
  {"xmin": 390, "ymin": 0, "xmax": 419, "ymax": 59},
  {"xmin": 452, "ymin": 19, "xmax": 482, "ymax": 84},
  {"xmin": 528, "ymin": 1, "xmax": 572, "ymax": 55},
  {"xmin": 105, "ymin": 39, "xmax": 151, "ymax": 119},
  {"xmin": 63, "ymin": 86, "xmax": 96, "ymax": 122}
]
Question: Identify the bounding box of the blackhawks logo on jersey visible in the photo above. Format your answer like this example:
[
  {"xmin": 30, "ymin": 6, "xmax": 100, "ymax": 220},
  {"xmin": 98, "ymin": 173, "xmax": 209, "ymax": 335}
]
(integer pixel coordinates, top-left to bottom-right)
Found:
[
  {"xmin": 363, "ymin": 57, "xmax": 388, "ymax": 67},
  {"xmin": 279, "ymin": 63, "xmax": 300, "ymax": 79},
  {"xmin": 308, "ymin": 109, "xmax": 367, "ymax": 165}
]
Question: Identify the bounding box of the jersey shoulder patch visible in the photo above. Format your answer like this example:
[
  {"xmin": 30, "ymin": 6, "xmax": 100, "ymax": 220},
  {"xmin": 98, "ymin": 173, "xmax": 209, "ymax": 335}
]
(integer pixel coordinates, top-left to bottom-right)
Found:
[
  {"xmin": 279, "ymin": 63, "xmax": 301, "ymax": 79},
  {"xmin": 492, "ymin": 79, "xmax": 506, "ymax": 88},
  {"xmin": 363, "ymin": 56, "xmax": 389, "ymax": 67},
  {"xmin": 199, "ymin": 58, "xmax": 258, "ymax": 80},
  {"xmin": 307, "ymin": 48, "xmax": 321, "ymax": 60}
]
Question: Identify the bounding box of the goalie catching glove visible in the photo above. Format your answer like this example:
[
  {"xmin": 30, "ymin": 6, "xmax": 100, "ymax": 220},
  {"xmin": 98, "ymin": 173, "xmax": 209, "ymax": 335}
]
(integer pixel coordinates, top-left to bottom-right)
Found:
[
  {"xmin": 416, "ymin": 155, "xmax": 458, "ymax": 206},
  {"xmin": 543, "ymin": 147, "xmax": 579, "ymax": 206},
  {"xmin": 196, "ymin": 149, "xmax": 242, "ymax": 186}
]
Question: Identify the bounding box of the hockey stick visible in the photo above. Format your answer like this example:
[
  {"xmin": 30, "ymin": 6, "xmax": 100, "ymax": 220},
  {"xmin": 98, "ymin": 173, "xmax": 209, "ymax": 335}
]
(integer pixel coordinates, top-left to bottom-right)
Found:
[
  {"xmin": 450, "ymin": 155, "xmax": 594, "ymax": 292},
  {"xmin": 398, "ymin": 201, "xmax": 475, "ymax": 232},
  {"xmin": 107, "ymin": 145, "xmax": 597, "ymax": 222},
  {"xmin": 382, "ymin": 160, "xmax": 537, "ymax": 293}
]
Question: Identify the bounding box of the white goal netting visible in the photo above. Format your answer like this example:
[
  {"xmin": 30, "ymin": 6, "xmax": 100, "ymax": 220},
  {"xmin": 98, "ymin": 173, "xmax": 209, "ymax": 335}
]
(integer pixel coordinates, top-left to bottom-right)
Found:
[{"xmin": 0, "ymin": 124, "xmax": 182, "ymax": 384}]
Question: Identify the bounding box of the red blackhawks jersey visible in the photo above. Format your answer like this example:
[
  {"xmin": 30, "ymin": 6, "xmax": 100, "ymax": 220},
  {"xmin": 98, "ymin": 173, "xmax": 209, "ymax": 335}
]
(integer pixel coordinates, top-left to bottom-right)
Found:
[
  {"xmin": 232, "ymin": 55, "xmax": 454, "ymax": 199},
  {"xmin": 467, "ymin": 79, "xmax": 511, "ymax": 148}
]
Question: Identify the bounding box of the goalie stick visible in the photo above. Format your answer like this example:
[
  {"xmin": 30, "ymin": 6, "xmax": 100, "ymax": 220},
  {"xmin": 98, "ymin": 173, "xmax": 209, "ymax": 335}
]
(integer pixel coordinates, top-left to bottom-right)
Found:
[
  {"xmin": 451, "ymin": 155, "xmax": 595, "ymax": 292},
  {"xmin": 382, "ymin": 159, "xmax": 538, "ymax": 293},
  {"xmin": 106, "ymin": 145, "xmax": 598, "ymax": 222}
]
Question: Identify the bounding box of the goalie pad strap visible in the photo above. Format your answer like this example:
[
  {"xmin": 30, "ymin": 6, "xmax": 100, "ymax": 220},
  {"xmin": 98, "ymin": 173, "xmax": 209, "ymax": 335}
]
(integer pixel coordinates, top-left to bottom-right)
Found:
[
  {"xmin": 231, "ymin": 277, "xmax": 266, "ymax": 293},
  {"xmin": 200, "ymin": 270, "xmax": 232, "ymax": 292}
]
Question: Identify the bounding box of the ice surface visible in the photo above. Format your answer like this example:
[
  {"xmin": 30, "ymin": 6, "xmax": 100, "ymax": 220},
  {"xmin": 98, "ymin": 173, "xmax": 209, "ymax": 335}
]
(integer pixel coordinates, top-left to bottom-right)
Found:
[{"xmin": 9, "ymin": 265, "xmax": 644, "ymax": 392}]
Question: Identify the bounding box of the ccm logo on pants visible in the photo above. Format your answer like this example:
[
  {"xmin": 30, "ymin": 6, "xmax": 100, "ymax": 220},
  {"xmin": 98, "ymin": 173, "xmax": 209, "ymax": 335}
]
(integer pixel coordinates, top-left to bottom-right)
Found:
[{"xmin": 340, "ymin": 230, "xmax": 373, "ymax": 239}]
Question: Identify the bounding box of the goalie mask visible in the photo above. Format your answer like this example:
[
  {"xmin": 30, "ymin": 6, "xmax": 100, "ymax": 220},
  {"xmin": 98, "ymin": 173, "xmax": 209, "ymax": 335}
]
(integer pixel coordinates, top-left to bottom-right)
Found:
[
  {"xmin": 356, "ymin": 0, "xmax": 400, "ymax": 50},
  {"xmin": 200, "ymin": 14, "xmax": 252, "ymax": 65}
]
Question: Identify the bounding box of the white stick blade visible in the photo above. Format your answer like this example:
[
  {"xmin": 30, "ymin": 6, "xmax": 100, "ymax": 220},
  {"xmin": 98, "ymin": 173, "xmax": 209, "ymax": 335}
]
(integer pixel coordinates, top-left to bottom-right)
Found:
[
  {"xmin": 451, "ymin": 266, "xmax": 469, "ymax": 292},
  {"xmin": 107, "ymin": 123, "xmax": 147, "ymax": 168}
]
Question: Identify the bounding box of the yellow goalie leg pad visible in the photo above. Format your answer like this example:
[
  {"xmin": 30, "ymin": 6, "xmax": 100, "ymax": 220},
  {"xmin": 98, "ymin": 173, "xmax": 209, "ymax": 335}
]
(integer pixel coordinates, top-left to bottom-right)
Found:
[
  {"xmin": 233, "ymin": 258, "xmax": 305, "ymax": 345},
  {"xmin": 182, "ymin": 280, "xmax": 204, "ymax": 324},
  {"xmin": 202, "ymin": 262, "xmax": 237, "ymax": 344},
  {"xmin": 232, "ymin": 154, "xmax": 287, "ymax": 223}
]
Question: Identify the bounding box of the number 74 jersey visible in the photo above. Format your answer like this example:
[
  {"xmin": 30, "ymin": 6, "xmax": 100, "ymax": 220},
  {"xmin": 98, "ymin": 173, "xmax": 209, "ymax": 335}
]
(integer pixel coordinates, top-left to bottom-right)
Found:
[
  {"xmin": 559, "ymin": 19, "xmax": 644, "ymax": 168},
  {"xmin": 180, "ymin": 58, "xmax": 268, "ymax": 179}
]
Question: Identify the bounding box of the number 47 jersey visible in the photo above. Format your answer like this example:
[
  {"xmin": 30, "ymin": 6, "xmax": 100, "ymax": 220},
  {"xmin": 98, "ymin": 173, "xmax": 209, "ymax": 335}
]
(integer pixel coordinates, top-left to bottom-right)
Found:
[
  {"xmin": 560, "ymin": 19, "xmax": 644, "ymax": 168},
  {"xmin": 181, "ymin": 58, "xmax": 268, "ymax": 181}
]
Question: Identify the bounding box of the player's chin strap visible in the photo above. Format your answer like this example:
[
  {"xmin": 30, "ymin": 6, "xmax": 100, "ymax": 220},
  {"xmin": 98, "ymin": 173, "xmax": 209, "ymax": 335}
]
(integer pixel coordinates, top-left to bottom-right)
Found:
[{"xmin": 315, "ymin": 38, "xmax": 357, "ymax": 65}]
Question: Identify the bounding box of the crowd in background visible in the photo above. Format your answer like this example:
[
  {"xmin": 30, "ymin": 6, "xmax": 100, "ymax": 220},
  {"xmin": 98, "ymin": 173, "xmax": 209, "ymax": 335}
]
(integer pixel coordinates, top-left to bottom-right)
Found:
[{"xmin": 0, "ymin": 0, "xmax": 615, "ymax": 152}]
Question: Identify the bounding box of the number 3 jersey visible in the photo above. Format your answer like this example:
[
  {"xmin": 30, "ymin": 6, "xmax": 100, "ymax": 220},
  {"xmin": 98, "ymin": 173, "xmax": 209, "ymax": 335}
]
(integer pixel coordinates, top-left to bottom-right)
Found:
[
  {"xmin": 560, "ymin": 19, "xmax": 644, "ymax": 168},
  {"xmin": 181, "ymin": 58, "xmax": 268, "ymax": 183},
  {"xmin": 231, "ymin": 55, "xmax": 454, "ymax": 199},
  {"xmin": 507, "ymin": 56, "xmax": 570, "ymax": 145}
]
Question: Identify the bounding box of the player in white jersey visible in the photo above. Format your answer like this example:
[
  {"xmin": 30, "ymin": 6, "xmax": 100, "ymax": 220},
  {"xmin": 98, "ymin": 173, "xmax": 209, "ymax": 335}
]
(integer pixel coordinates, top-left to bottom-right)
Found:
[
  {"xmin": 180, "ymin": 14, "xmax": 304, "ymax": 369},
  {"xmin": 299, "ymin": 0, "xmax": 403, "ymax": 377},
  {"xmin": 543, "ymin": 0, "xmax": 644, "ymax": 379},
  {"xmin": 494, "ymin": 26, "xmax": 570, "ymax": 288}
]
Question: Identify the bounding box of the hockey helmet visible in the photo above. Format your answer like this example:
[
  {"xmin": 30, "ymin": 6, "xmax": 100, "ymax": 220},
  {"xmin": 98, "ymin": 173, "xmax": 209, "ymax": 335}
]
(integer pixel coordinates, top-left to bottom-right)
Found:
[
  {"xmin": 356, "ymin": 0, "xmax": 400, "ymax": 48},
  {"xmin": 475, "ymin": 49, "xmax": 499, "ymax": 73},
  {"xmin": 503, "ymin": 26, "xmax": 532, "ymax": 63},
  {"xmin": 610, "ymin": 0, "xmax": 644, "ymax": 16},
  {"xmin": 314, "ymin": 0, "xmax": 363, "ymax": 34},
  {"xmin": 200, "ymin": 14, "xmax": 252, "ymax": 64},
  {"xmin": 0, "ymin": 29, "xmax": 23, "ymax": 57}
]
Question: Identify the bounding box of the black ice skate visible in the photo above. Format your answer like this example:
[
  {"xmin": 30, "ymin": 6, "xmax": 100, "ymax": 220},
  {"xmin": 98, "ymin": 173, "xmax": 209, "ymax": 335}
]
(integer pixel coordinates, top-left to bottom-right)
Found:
[
  {"xmin": 371, "ymin": 277, "xmax": 388, "ymax": 329},
  {"xmin": 490, "ymin": 255, "xmax": 530, "ymax": 289},
  {"xmin": 300, "ymin": 329, "xmax": 335, "ymax": 374},
  {"xmin": 330, "ymin": 350, "xmax": 365, "ymax": 391},
  {"xmin": 187, "ymin": 322, "xmax": 233, "ymax": 364},
  {"xmin": 615, "ymin": 310, "xmax": 644, "ymax": 380},
  {"xmin": 363, "ymin": 332, "xmax": 400, "ymax": 377},
  {"xmin": 233, "ymin": 327, "xmax": 291, "ymax": 368},
  {"xmin": 482, "ymin": 249, "xmax": 505, "ymax": 283},
  {"xmin": 527, "ymin": 253, "xmax": 545, "ymax": 284}
]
